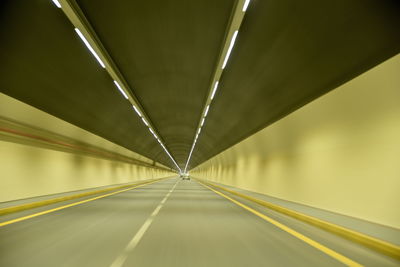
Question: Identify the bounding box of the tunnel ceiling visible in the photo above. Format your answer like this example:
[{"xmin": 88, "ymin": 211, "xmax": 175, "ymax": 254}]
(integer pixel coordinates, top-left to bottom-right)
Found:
[{"xmin": 1, "ymin": 0, "xmax": 399, "ymax": 170}]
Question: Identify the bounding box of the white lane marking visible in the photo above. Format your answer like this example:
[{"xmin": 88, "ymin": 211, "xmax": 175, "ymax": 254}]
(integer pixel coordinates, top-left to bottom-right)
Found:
[
  {"xmin": 151, "ymin": 204, "xmax": 163, "ymax": 217},
  {"xmin": 125, "ymin": 219, "xmax": 153, "ymax": 251},
  {"xmin": 110, "ymin": 254, "xmax": 128, "ymax": 267},
  {"xmin": 110, "ymin": 180, "xmax": 179, "ymax": 267}
]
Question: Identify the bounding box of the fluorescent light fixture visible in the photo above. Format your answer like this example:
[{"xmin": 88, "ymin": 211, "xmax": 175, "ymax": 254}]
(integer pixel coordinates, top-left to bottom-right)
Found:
[
  {"xmin": 155, "ymin": 143, "xmax": 180, "ymax": 171},
  {"xmin": 132, "ymin": 105, "xmax": 142, "ymax": 117},
  {"xmin": 113, "ymin": 81, "xmax": 128, "ymax": 99},
  {"xmin": 204, "ymin": 105, "xmax": 210, "ymax": 117},
  {"xmin": 242, "ymin": 0, "xmax": 251, "ymax": 12},
  {"xmin": 184, "ymin": 144, "xmax": 196, "ymax": 172},
  {"xmin": 51, "ymin": 0, "xmax": 61, "ymax": 8},
  {"xmin": 142, "ymin": 118, "xmax": 149, "ymax": 126},
  {"xmin": 149, "ymin": 128, "xmax": 157, "ymax": 139},
  {"xmin": 198, "ymin": 128, "xmax": 201, "ymax": 135},
  {"xmin": 74, "ymin": 28, "xmax": 106, "ymax": 68},
  {"xmin": 222, "ymin": 30, "xmax": 238, "ymax": 69},
  {"xmin": 211, "ymin": 81, "xmax": 219, "ymax": 100},
  {"xmin": 201, "ymin": 118, "xmax": 205, "ymax": 127}
]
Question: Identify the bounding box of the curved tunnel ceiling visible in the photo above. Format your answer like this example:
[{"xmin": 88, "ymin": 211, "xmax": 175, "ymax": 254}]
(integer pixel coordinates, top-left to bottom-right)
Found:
[{"xmin": 1, "ymin": 0, "xmax": 399, "ymax": 170}]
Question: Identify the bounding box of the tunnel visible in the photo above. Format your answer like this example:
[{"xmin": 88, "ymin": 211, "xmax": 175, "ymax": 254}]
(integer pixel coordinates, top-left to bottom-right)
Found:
[{"xmin": 1, "ymin": 0, "xmax": 400, "ymax": 266}]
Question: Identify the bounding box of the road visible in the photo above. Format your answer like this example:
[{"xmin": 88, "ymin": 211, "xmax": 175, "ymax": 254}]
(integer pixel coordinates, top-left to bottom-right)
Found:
[{"xmin": 0, "ymin": 178, "xmax": 398, "ymax": 266}]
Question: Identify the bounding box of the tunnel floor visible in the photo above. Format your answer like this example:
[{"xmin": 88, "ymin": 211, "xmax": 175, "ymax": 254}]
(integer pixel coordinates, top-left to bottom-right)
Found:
[{"xmin": 0, "ymin": 178, "xmax": 398, "ymax": 267}]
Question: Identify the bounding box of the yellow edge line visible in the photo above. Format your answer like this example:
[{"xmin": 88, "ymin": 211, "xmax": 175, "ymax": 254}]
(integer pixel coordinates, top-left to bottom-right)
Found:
[
  {"xmin": 197, "ymin": 179, "xmax": 400, "ymax": 260},
  {"xmin": 0, "ymin": 178, "xmax": 165, "ymax": 216},
  {"xmin": 0, "ymin": 179, "xmax": 162, "ymax": 227},
  {"xmin": 197, "ymin": 180, "xmax": 363, "ymax": 267}
]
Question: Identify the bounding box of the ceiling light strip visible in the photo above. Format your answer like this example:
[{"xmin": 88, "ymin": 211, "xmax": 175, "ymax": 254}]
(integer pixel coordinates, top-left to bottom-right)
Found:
[
  {"xmin": 132, "ymin": 105, "xmax": 142, "ymax": 117},
  {"xmin": 142, "ymin": 118, "xmax": 149, "ymax": 126},
  {"xmin": 242, "ymin": 0, "xmax": 251, "ymax": 12},
  {"xmin": 57, "ymin": 0, "xmax": 181, "ymax": 172},
  {"xmin": 74, "ymin": 28, "xmax": 105, "ymax": 68},
  {"xmin": 183, "ymin": 0, "xmax": 251, "ymax": 172},
  {"xmin": 51, "ymin": 0, "xmax": 62, "ymax": 8},
  {"xmin": 221, "ymin": 30, "xmax": 238, "ymax": 69},
  {"xmin": 113, "ymin": 80, "xmax": 129, "ymax": 99},
  {"xmin": 210, "ymin": 81, "xmax": 219, "ymax": 100},
  {"xmin": 204, "ymin": 105, "xmax": 210, "ymax": 117}
]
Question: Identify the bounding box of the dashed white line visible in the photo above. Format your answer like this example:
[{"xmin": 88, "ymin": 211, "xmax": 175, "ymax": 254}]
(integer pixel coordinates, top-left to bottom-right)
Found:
[{"xmin": 110, "ymin": 180, "xmax": 179, "ymax": 267}]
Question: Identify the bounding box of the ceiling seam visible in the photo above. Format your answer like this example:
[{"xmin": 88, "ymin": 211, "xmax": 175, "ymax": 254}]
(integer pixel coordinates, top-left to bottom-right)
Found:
[
  {"xmin": 183, "ymin": 0, "xmax": 251, "ymax": 172},
  {"xmin": 53, "ymin": 0, "xmax": 180, "ymax": 171}
]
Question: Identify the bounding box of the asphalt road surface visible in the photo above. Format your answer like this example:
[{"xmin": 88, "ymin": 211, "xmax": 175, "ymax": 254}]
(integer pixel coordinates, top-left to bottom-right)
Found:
[{"xmin": 0, "ymin": 178, "xmax": 398, "ymax": 267}]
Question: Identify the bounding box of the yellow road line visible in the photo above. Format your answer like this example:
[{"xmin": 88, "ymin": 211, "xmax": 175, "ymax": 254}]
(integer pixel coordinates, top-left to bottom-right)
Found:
[
  {"xmin": 197, "ymin": 181, "xmax": 363, "ymax": 267},
  {"xmin": 197, "ymin": 179, "xmax": 400, "ymax": 260},
  {"xmin": 0, "ymin": 178, "xmax": 169, "ymax": 216},
  {"xmin": 0, "ymin": 179, "xmax": 162, "ymax": 228}
]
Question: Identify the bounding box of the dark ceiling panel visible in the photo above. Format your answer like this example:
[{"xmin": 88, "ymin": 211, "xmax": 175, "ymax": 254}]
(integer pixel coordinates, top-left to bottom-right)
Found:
[
  {"xmin": 189, "ymin": 0, "xmax": 400, "ymax": 168},
  {"xmin": 0, "ymin": 0, "xmax": 173, "ymax": 168},
  {"xmin": 76, "ymin": 0, "xmax": 236, "ymax": 168},
  {"xmin": 1, "ymin": 0, "xmax": 399, "ymax": 171}
]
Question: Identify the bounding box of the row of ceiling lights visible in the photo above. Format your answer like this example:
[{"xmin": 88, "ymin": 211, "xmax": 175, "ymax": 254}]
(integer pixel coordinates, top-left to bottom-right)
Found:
[
  {"xmin": 51, "ymin": 0, "xmax": 181, "ymax": 172},
  {"xmin": 183, "ymin": 0, "xmax": 251, "ymax": 173}
]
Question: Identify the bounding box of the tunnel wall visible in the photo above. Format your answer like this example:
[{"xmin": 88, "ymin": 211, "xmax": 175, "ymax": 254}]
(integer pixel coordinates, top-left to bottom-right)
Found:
[
  {"xmin": 192, "ymin": 54, "xmax": 400, "ymax": 229},
  {"xmin": 0, "ymin": 93, "xmax": 174, "ymax": 202}
]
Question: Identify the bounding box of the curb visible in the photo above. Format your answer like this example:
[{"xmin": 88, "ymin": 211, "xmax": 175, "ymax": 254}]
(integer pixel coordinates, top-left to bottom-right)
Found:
[
  {"xmin": 198, "ymin": 179, "xmax": 400, "ymax": 260},
  {"xmin": 0, "ymin": 178, "xmax": 164, "ymax": 216}
]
